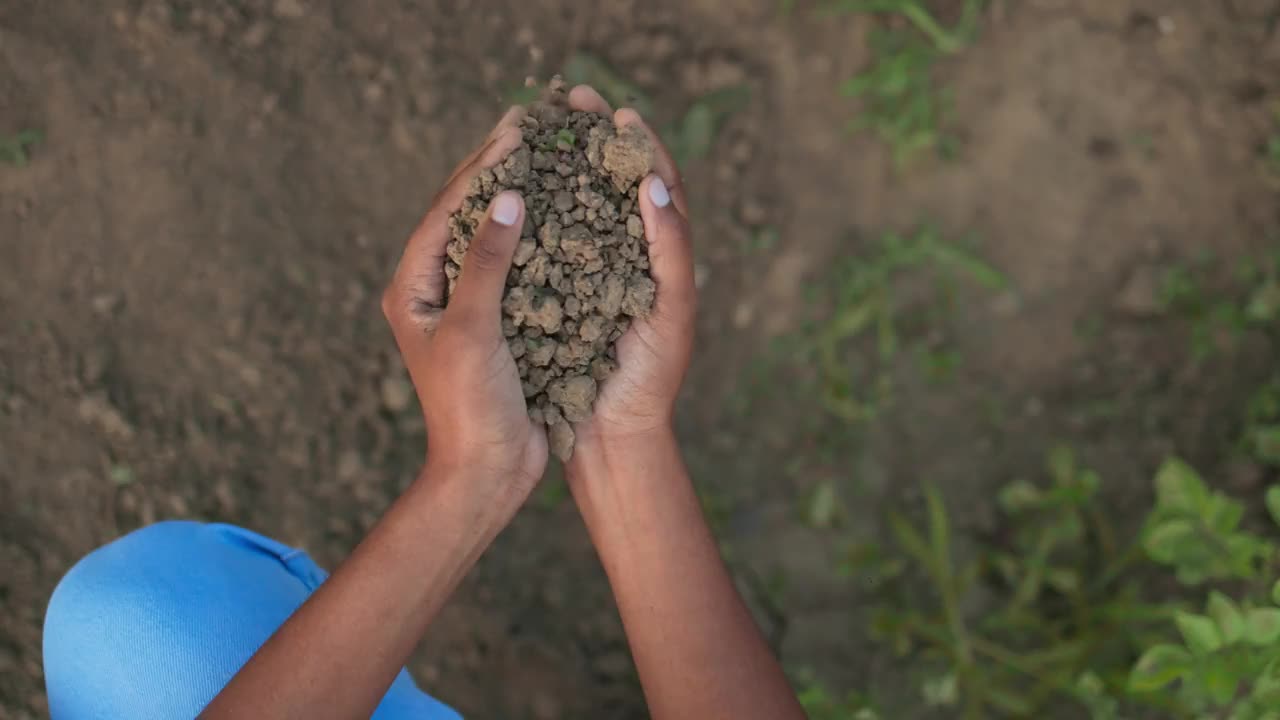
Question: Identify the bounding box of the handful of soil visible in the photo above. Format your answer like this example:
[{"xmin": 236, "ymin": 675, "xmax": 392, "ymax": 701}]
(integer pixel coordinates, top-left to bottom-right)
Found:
[{"xmin": 445, "ymin": 78, "xmax": 656, "ymax": 461}]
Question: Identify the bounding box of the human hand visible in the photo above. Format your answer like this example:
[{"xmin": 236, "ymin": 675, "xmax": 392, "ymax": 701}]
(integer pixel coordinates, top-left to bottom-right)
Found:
[
  {"xmin": 382, "ymin": 108, "xmax": 548, "ymax": 506},
  {"xmin": 560, "ymin": 86, "xmax": 697, "ymax": 475}
]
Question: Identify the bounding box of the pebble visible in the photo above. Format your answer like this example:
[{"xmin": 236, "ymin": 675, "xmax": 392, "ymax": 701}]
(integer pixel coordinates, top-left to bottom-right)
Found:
[
  {"xmin": 77, "ymin": 393, "xmax": 134, "ymax": 440},
  {"xmin": 242, "ymin": 22, "xmax": 270, "ymax": 48},
  {"xmin": 90, "ymin": 293, "xmax": 123, "ymax": 317},
  {"xmin": 273, "ymin": 0, "xmax": 306, "ymax": 19},
  {"xmin": 1113, "ymin": 264, "xmax": 1164, "ymax": 317},
  {"xmin": 380, "ymin": 375, "xmax": 415, "ymax": 413},
  {"xmin": 694, "ymin": 262, "xmax": 711, "ymax": 289}
]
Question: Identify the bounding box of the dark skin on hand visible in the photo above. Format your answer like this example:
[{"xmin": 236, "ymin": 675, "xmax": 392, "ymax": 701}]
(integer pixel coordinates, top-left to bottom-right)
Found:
[{"xmin": 198, "ymin": 86, "xmax": 806, "ymax": 720}]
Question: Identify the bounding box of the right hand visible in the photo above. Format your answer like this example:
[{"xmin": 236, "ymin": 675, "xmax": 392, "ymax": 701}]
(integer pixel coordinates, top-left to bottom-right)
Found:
[
  {"xmin": 382, "ymin": 108, "xmax": 549, "ymax": 513},
  {"xmin": 562, "ymin": 86, "xmax": 698, "ymax": 474}
]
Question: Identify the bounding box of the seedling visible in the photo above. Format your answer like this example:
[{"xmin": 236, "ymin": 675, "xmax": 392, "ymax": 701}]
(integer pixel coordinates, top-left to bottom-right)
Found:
[
  {"xmin": 824, "ymin": 0, "xmax": 986, "ymax": 165},
  {"xmin": 0, "ymin": 129, "xmax": 43, "ymax": 167}
]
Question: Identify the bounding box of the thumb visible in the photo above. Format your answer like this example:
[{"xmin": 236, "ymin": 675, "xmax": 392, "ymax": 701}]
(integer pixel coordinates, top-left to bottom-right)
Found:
[
  {"xmin": 638, "ymin": 175, "xmax": 696, "ymax": 322},
  {"xmin": 450, "ymin": 191, "xmax": 525, "ymax": 320}
]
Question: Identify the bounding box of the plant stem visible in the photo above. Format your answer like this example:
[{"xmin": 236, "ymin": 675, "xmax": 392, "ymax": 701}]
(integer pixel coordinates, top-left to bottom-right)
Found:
[{"xmin": 900, "ymin": 2, "xmax": 964, "ymax": 53}]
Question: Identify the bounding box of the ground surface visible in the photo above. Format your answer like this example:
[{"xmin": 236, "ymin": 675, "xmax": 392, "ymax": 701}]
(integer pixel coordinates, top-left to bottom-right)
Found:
[{"xmin": 3, "ymin": 0, "xmax": 1280, "ymax": 718}]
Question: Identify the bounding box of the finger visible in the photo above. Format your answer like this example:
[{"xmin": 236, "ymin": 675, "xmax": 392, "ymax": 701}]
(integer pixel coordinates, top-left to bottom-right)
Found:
[
  {"xmin": 388, "ymin": 125, "xmax": 525, "ymax": 331},
  {"xmin": 638, "ymin": 174, "xmax": 696, "ymax": 323},
  {"xmin": 614, "ymin": 108, "xmax": 688, "ymax": 218},
  {"xmin": 448, "ymin": 191, "xmax": 525, "ymax": 322},
  {"xmin": 399, "ymin": 125, "xmax": 524, "ymax": 272},
  {"xmin": 445, "ymin": 106, "xmax": 527, "ymax": 187},
  {"xmin": 429, "ymin": 126, "xmax": 525, "ymax": 215},
  {"xmin": 569, "ymin": 85, "xmax": 614, "ymax": 115}
]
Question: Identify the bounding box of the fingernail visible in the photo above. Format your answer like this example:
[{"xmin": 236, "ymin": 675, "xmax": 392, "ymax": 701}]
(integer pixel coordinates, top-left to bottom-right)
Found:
[
  {"xmin": 648, "ymin": 176, "xmax": 671, "ymax": 209},
  {"xmin": 491, "ymin": 193, "xmax": 520, "ymax": 226}
]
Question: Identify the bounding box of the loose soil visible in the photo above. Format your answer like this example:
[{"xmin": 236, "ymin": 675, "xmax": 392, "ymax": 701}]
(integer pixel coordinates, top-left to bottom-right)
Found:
[
  {"xmin": 3, "ymin": 1, "xmax": 1280, "ymax": 718},
  {"xmin": 445, "ymin": 79, "xmax": 656, "ymax": 460}
]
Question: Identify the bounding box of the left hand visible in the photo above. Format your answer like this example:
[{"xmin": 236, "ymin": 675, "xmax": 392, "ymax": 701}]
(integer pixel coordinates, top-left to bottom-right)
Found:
[{"xmin": 382, "ymin": 108, "xmax": 548, "ymax": 505}]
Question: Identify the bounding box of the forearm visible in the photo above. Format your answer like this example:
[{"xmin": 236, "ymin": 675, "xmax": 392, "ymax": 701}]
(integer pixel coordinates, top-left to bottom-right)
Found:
[
  {"xmin": 571, "ymin": 430, "xmax": 804, "ymax": 720},
  {"xmin": 201, "ymin": 462, "xmax": 508, "ymax": 720}
]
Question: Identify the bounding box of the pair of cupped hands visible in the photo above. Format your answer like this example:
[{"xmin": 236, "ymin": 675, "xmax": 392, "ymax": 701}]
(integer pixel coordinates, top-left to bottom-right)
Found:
[{"xmin": 382, "ymin": 85, "xmax": 695, "ymax": 512}]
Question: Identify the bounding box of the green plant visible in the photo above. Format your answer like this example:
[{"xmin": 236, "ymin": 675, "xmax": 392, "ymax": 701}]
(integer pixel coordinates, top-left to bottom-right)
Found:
[
  {"xmin": 1141, "ymin": 459, "xmax": 1273, "ymax": 584},
  {"xmin": 1160, "ymin": 247, "xmax": 1280, "ymax": 361},
  {"xmin": 0, "ymin": 129, "xmax": 42, "ymax": 167},
  {"xmin": 861, "ymin": 451, "xmax": 1171, "ymax": 718},
  {"xmin": 825, "ymin": 0, "xmax": 985, "ymax": 165},
  {"xmin": 1264, "ymin": 102, "xmax": 1280, "ymax": 182},
  {"xmin": 840, "ymin": 444, "xmax": 1280, "ymax": 718},
  {"xmin": 562, "ymin": 52, "xmax": 751, "ymax": 169},
  {"xmin": 1128, "ymin": 461, "xmax": 1280, "ymax": 717},
  {"xmin": 1129, "ymin": 593, "xmax": 1280, "ymax": 717},
  {"xmin": 795, "ymin": 673, "xmax": 879, "ymax": 720},
  {"xmin": 810, "ymin": 226, "xmax": 1005, "ymax": 423},
  {"xmin": 664, "ymin": 85, "xmax": 751, "ymax": 168}
]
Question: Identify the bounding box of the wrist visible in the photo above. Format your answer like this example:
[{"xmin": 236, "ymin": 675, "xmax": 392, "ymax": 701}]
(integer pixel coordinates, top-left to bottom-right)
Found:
[
  {"xmin": 566, "ymin": 423, "xmax": 677, "ymax": 482},
  {"xmin": 415, "ymin": 457, "xmax": 528, "ymax": 535},
  {"xmin": 566, "ymin": 424, "xmax": 691, "ymax": 529}
]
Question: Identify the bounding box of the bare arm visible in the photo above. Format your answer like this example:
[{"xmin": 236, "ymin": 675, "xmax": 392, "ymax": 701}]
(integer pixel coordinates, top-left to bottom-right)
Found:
[
  {"xmin": 571, "ymin": 429, "xmax": 805, "ymax": 720},
  {"xmin": 202, "ymin": 111, "xmax": 546, "ymax": 719},
  {"xmin": 200, "ymin": 464, "xmax": 516, "ymax": 720},
  {"xmin": 564, "ymin": 86, "xmax": 805, "ymax": 720}
]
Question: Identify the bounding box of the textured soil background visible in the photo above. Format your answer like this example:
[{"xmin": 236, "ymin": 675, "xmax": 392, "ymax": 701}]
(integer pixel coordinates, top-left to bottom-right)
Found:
[{"xmin": 3, "ymin": 0, "xmax": 1280, "ymax": 718}]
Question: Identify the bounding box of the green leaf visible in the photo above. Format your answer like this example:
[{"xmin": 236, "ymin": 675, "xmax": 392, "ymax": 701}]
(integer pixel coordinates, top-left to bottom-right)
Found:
[
  {"xmin": 997, "ymin": 480, "xmax": 1043, "ymax": 513},
  {"xmin": 924, "ymin": 485, "xmax": 951, "ymax": 573},
  {"xmin": 1048, "ymin": 445, "xmax": 1076, "ymax": 485},
  {"xmin": 1257, "ymin": 658, "xmax": 1280, "ymax": 696},
  {"xmin": 1176, "ymin": 611, "xmax": 1223, "ymax": 655},
  {"xmin": 805, "ymin": 481, "xmax": 842, "ymax": 529},
  {"xmin": 1154, "ymin": 458, "xmax": 1209, "ymax": 513},
  {"xmin": 1267, "ymin": 486, "xmax": 1280, "ymax": 527},
  {"xmin": 1273, "ymin": 579, "xmax": 1280, "ymax": 606},
  {"xmin": 562, "ymin": 53, "xmax": 653, "ymax": 117},
  {"xmin": 1208, "ymin": 592, "xmax": 1246, "ymax": 645},
  {"xmin": 1256, "ymin": 427, "xmax": 1280, "ymax": 465},
  {"xmin": 1143, "ymin": 518, "xmax": 1198, "ymax": 564},
  {"xmin": 1245, "ymin": 607, "xmax": 1280, "ymax": 647},
  {"xmin": 673, "ymin": 103, "xmax": 715, "ymax": 167},
  {"xmin": 1204, "ymin": 493, "xmax": 1245, "ymax": 534},
  {"xmin": 1202, "ymin": 654, "xmax": 1239, "ymax": 707},
  {"xmin": 1247, "ymin": 281, "xmax": 1280, "ymax": 323},
  {"xmin": 1128, "ymin": 644, "xmax": 1192, "ymax": 692}
]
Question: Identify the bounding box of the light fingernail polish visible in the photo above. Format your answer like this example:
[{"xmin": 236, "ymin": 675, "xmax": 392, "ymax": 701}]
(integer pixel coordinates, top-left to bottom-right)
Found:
[
  {"xmin": 491, "ymin": 193, "xmax": 520, "ymax": 226},
  {"xmin": 648, "ymin": 176, "xmax": 671, "ymax": 209}
]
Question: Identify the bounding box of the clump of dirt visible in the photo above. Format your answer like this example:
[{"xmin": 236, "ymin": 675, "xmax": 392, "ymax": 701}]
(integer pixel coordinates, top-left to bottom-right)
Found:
[{"xmin": 445, "ymin": 78, "xmax": 656, "ymax": 461}]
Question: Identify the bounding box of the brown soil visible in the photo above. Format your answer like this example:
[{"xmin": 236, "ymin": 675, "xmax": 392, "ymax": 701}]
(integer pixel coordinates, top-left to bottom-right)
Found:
[
  {"xmin": 445, "ymin": 79, "xmax": 655, "ymax": 460},
  {"xmin": 3, "ymin": 1, "xmax": 1280, "ymax": 718}
]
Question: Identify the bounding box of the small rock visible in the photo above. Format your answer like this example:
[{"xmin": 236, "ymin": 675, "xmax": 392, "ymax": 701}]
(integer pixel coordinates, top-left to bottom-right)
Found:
[
  {"xmin": 272, "ymin": 0, "xmax": 306, "ymax": 19},
  {"xmin": 739, "ymin": 198, "xmax": 768, "ymax": 226},
  {"xmin": 380, "ymin": 375, "xmax": 415, "ymax": 413},
  {"xmin": 242, "ymin": 22, "xmax": 270, "ymax": 48},
  {"xmin": 694, "ymin": 262, "xmax": 711, "ymax": 289},
  {"xmin": 91, "ymin": 293, "xmax": 123, "ymax": 317},
  {"xmin": 1114, "ymin": 264, "xmax": 1164, "ymax": 317},
  {"xmin": 77, "ymin": 392, "xmax": 134, "ymax": 440},
  {"xmin": 548, "ymin": 420, "xmax": 575, "ymax": 461}
]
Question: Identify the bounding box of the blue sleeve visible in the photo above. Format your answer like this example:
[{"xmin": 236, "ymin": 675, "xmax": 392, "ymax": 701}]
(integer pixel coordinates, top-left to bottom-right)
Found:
[{"xmin": 43, "ymin": 521, "xmax": 460, "ymax": 720}]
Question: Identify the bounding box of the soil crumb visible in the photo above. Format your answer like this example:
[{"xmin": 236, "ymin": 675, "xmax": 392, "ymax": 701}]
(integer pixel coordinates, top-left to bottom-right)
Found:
[{"xmin": 445, "ymin": 77, "xmax": 655, "ymax": 461}]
